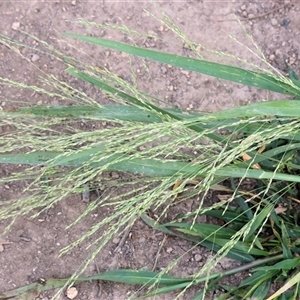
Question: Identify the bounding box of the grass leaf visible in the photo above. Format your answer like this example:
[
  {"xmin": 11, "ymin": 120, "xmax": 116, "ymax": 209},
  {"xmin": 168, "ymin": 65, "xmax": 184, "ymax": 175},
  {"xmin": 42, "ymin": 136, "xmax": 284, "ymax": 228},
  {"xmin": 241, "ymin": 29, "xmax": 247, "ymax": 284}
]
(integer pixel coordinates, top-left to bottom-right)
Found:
[{"xmin": 63, "ymin": 33, "xmax": 300, "ymax": 97}]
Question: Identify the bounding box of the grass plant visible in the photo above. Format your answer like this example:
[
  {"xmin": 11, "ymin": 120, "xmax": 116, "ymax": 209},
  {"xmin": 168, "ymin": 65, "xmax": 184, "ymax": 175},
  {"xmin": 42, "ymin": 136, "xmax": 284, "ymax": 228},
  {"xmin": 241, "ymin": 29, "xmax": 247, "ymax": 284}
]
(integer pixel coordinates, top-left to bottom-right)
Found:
[{"xmin": 1, "ymin": 15, "xmax": 300, "ymax": 299}]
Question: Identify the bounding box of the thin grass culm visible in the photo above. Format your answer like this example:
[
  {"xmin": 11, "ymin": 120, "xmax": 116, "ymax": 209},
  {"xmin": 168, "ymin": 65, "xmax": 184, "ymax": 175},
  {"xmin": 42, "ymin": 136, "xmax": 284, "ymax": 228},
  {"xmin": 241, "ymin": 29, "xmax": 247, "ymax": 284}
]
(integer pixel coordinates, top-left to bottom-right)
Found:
[{"xmin": 1, "ymin": 15, "xmax": 300, "ymax": 300}]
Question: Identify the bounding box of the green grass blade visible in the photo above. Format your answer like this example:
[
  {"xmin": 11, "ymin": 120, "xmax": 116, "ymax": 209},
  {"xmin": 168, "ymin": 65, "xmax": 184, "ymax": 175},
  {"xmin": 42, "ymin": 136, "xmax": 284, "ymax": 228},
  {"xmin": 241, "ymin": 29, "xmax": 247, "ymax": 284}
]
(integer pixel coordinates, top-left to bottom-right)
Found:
[
  {"xmin": 240, "ymin": 269, "xmax": 279, "ymax": 288},
  {"xmin": 281, "ymin": 221, "xmax": 293, "ymax": 259},
  {"xmin": 85, "ymin": 269, "xmax": 190, "ymax": 285},
  {"xmin": 2, "ymin": 152, "xmax": 300, "ymax": 181},
  {"xmin": 0, "ymin": 270, "xmax": 189, "ymax": 299},
  {"xmin": 142, "ymin": 214, "xmax": 254, "ymax": 262},
  {"xmin": 16, "ymin": 105, "xmax": 209, "ymax": 124},
  {"xmin": 164, "ymin": 222, "xmax": 236, "ymax": 239},
  {"xmin": 66, "ymin": 67, "xmax": 162, "ymax": 111},
  {"xmin": 18, "ymin": 105, "xmax": 164, "ymax": 123},
  {"xmin": 250, "ymin": 279, "xmax": 272, "ymax": 300},
  {"xmin": 174, "ymin": 227, "xmax": 268, "ymax": 256},
  {"xmin": 63, "ymin": 33, "xmax": 300, "ymax": 96},
  {"xmin": 67, "ymin": 68, "xmax": 226, "ymax": 142},
  {"xmin": 211, "ymin": 100, "xmax": 300, "ymax": 119},
  {"xmin": 267, "ymin": 271, "xmax": 300, "ymax": 300},
  {"xmin": 253, "ymin": 258, "xmax": 300, "ymax": 272},
  {"xmin": 202, "ymin": 209, "xmax": 249, "ymax": 224},
  {"xmin": 244, "ymin": 205, "xmax": 274, "ymax": 240}
]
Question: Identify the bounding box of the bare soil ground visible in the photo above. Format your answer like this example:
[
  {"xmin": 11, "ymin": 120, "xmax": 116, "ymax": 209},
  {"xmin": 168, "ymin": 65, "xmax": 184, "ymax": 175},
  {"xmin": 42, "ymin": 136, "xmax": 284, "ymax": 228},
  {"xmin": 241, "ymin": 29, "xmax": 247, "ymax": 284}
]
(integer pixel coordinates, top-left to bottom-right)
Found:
[{"xmin": 0, "ymin": 1, "xmax": 299, "ymax": 299}]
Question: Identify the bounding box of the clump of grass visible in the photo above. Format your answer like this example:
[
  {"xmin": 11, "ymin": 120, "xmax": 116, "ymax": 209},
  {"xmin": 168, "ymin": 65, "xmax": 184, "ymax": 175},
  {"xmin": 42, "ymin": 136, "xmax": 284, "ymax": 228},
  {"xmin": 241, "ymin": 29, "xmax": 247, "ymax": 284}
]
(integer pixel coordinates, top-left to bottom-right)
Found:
[{"xmin": 1, "ymin": 14, "xmax": 300, "ymax": 300}]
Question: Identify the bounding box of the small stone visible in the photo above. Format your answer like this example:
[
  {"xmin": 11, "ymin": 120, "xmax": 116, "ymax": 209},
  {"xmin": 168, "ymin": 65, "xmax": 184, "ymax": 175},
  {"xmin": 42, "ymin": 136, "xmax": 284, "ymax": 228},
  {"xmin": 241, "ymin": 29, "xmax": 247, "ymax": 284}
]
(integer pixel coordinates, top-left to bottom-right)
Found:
[
  {"xmin": 166, "ymin": 247, "xmax": 173, "ymax": 253},
  {"xmin": 112, "ymin": 237, "xmax": 120, "ymax": 244},
  {"xmin": 194, "ymin": 254, "xmax": 202, "ymax": 262},
  {"xmin": 11, "ymin": 22, "xmax": 20, "ymax": 30},
  {"xmin": 282, "ymin": 41, "xmax": 286, "ymax": 47},
  {"xmin": 240, "ymin": 4, "xmax": 246, "ymax": 10},
  {"xmin": 248, "ymin": 14, "xmax": 255, "ymax": 19},
  {"xmin": 31, "ymin": 54, "xmax": 40, "ymax": 62},
  {"xmin": 66, "ymin": 287, "xmax": 78, "ymax": 299},
  {"xmin": 111, "ymin": 172, "xmax": 119, "ymax": 179},
  {"xmin": 148, "ymin": 30, "xmax": 156, "ymax": 36},
  {"xmin": 281, "ymin": 19, "xmax": 290, "ymax": 28},
  {"xmin": 161, "ymin": 66, "xmax": 167, "ymax": 74},
  {"xmin": 271, "ymin": 18, "xmax": 277, "ymax": 26},
  {"xmin": 180, "ymin": 70, "xmax": 189, "ymax": 77},
  {"xmin": 269, "ymin": 54, "xmax": 275, "ymax": 61},
  {"xmin": 71, "ymin": 0, "xmax": 76, "ymax": 5},
  {"xmin": 289, "ymin": 56, "xmax": 296, "ymax": 64},
  {"xmin": 242, "ymin": 11, "xmax": 247, "ymax": 17},
  {"xmin": 183, "ymin": 43, "xmax": 190, "ymax": 49},
  {"xmin": 275, "ymin": 49, "xmax": 281, "ymax": 56}
]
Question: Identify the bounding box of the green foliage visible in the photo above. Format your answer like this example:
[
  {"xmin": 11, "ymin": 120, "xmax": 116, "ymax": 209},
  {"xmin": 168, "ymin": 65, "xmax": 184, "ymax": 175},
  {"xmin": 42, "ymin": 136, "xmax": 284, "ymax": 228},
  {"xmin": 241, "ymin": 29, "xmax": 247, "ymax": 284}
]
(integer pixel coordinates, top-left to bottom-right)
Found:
[{"xmin": 1, "ymin": 20, "xmax": 300, "ymax": 300}]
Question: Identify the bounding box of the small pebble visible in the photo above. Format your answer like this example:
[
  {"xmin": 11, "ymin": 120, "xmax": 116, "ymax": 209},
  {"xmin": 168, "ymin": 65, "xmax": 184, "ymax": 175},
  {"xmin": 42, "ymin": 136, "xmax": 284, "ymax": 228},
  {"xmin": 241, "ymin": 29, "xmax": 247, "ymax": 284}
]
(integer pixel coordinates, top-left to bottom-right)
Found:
[
  {"xmin": 240, "ymin": 4, "xmax": 246, "ymax": 10},
  {"xmin": 148, "ymin": 30, "xmax": 156, "ymax": 36},
  {"xmin": 180, "ymin": 70, "xmax": 190, "ymax": 77},
  {"xmin": 281, "ymin": 19, "xmax": 290, "ymax": 28},
  {"xmin": 71, "ymin": 0, "xmax": 76, "ymax": 5},
  {"xmin": 112, "ymin": 237, "xmax": 120, "ymax": 244},
  {"xmin": 11, "ymin": 22, "xmax": 20, "ymax": 30},
  {"xmin": 66, "ymin": 287, "xmax": 78, "ymax": 299},
  {"xmin": 271, "ymin": 18, "xmax": 278, "ymax": 26},
  {"xmin": 275, "ymin": 49, "xmax": 281, "ymax": 56},
  {"xmin": 289, "ymin": 56, "xmax": 296, "ymax": 64},
  {"xmin": 194, "ymin": 254, "xmax": 202, "ymax": 262},
  {"xmin": 161, "ymin": 66, "xmax": 167, "ymax": 74},
  {"xmin": 31, "ymin": 54, "xmax": 40, "ymax": 62},
  {"xmin": 269, "ymin": 54, "xmax": 275, "ymax": 61},
  {"xmin": 166, "ymin": 247, "xmax": 173, "ymax": 253},
  {"xmin": 111, "ymin": 172, "xmax": 119, "ymax": 179}
]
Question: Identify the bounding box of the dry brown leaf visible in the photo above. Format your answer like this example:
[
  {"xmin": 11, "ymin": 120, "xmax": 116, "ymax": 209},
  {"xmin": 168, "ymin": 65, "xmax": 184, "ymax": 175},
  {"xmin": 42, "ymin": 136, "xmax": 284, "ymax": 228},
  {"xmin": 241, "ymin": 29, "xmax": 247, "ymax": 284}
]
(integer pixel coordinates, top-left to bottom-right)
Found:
[
  {"xmin": 242, "ymin": 145, "xmax": 265, "ymax": 170},
  {"xmin": 274, "ymin": 206, "xmax": 287, "ymax": 215},
  {"xmin": 242, "ymin": 153, "xmax": 261, "ymax": 169},
  {"xmin": 217, "ymin": 194, "xmax": 232, "ymax": 201},
  {"xmin": 0, "ymin": 239, "xmax": 13, "ymax": 252}
]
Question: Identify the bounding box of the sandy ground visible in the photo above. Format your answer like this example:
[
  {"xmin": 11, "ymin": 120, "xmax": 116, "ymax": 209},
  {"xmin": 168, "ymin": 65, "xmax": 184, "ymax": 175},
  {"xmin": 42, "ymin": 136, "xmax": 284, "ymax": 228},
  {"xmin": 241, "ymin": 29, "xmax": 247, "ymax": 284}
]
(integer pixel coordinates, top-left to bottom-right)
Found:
[{"xmin": 0, "ymin": 1, "xmax": 299, "ymax": 299}]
